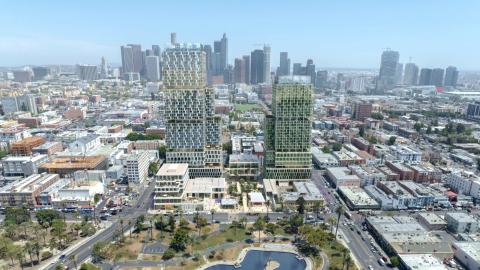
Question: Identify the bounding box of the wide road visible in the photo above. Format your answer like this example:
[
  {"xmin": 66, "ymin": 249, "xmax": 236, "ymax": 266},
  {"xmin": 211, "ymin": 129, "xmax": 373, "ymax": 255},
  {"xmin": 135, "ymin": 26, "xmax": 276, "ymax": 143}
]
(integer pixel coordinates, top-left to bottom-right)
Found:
[
  {"xmin": 45, "ymin": 180, "xmax": 156, "ymax": 270},
  {"xmin": 311, "ymin": 168, "xmax": 388, "ymax": 270}
]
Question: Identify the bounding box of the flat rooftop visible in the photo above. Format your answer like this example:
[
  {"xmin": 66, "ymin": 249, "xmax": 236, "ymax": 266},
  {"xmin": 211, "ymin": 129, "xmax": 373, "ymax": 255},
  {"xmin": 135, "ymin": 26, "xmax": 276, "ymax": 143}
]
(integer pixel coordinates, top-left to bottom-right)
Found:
[
  {"xmin": 184, "ymin": 177, "xmax": 226, "ymax": 193},
  {"xmin": 338, "ymin": 186, "xmax": 379, "ymax": 207},
  {"xmin": 445, "ymin": 212, "xmax": 478, "ymax": 223},
  {"xmin": 453, "ymin": 242, "xmax": 480, "ymax": 262},
  {"xmin": 157, "ymin": 163, "xmax": 188, "ymax": 176},
  {"xmin": 41, "ymin": 155, "xmax": 105, "ymax": 169},
  {"xmin": 418, "ymin": 213, "xmax": 447, "ymax": 225},
  {"xmin": 399, "ymin": 254, "xmax": 448, "ymax": 270}
]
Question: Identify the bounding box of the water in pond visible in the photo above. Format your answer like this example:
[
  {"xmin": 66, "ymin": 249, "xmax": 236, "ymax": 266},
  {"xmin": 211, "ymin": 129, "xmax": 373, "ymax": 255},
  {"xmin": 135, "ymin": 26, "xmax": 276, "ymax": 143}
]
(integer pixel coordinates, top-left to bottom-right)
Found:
[{"xmin": 205, "ymin": 250, "xmax": 306, "ymax": 270}]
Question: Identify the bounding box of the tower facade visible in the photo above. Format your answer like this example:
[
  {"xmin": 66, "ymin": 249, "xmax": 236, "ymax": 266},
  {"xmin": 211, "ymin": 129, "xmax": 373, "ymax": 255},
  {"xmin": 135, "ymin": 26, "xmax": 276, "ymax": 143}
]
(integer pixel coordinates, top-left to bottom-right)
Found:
[
  {"xmin": 264, "ymin": 76, "xmax": 313, "ymax": 181},
  {"xmin": 278, "ymin": 52, "xmax": 290, "ymax": 76},
  {"xmin": 163, "ymin": 44, "xmax": 222, "ymax": 178},
  {"xmin": 250, "ymin": 49, "xmax": 265, "ymax": 84},
  {"xmin": 263, "ymin": 45, "xmax": 271, "ymax": 84},
  {"xmin": 444, "ymin": 66, "xmax": 459, "ymax": 87},
  {"xmin": 403, "ymin": 63, "xmax": 419, "ymax": 85},
  {"xmin": 376, "ymin": 50, "xmax": 399, "ymax": 93}
]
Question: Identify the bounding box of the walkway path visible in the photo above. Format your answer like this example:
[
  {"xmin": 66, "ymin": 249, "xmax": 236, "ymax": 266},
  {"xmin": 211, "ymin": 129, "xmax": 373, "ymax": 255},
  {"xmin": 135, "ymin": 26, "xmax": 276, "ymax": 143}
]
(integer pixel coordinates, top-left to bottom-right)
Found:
[{"xmin": 320, "ymin": 251, "xmax": 329, "ymax": 270}]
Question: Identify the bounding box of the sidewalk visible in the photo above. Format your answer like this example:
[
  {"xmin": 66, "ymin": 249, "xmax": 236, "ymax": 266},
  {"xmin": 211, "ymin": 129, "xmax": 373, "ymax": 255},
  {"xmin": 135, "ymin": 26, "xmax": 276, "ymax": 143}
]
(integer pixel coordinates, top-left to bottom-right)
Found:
[{"xmin": 38, "ymin": 221, "xmax": 113, "ymax": 270}]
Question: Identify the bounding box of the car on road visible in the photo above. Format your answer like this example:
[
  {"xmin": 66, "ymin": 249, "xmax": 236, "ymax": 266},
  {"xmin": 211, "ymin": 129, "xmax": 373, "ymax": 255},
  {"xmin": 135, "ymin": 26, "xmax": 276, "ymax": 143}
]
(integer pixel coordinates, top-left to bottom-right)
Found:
[
  {"xmin": 368, "ymin": 265, "xmax": 374, "ymax": 270},
  {"xmin": 378, "ymin": 258, "xmax": 386, "ymax": 266}
]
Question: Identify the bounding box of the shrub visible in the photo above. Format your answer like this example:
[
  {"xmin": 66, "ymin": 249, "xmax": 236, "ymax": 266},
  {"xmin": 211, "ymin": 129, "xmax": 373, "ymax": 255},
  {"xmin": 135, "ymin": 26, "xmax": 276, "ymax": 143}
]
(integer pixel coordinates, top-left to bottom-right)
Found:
[
  {"xmin": 41, "ymin": 251, "xmax": 53, "ymax": 260},
  {"xmin": 162, "ymin": 248, "xmax": 176, "ymax": 260}
]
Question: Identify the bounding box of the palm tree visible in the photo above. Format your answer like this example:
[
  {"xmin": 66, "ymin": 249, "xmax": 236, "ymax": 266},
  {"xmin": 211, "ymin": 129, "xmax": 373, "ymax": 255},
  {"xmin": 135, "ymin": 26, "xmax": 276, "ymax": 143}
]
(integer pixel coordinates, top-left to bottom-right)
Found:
[
  {"xmin": 32, "ymin": 241, "xmax": 41, "ymax": 263},
  {"xmin": 327, "ymin": 216, "xmax": 336, "ymax": 234},
  {"xmin": 342, "ymin": 248, "xmax": 348, "ymax": 269},
  {"xmin": 239, "ymin": 216, "xmax": 248, "ymax": 229},
  {"xmin": 119, "ymin": 218, "xmax": 124, "ymax": 237},
  {"xmin": 344, "ymin": 254, "xmax": 352, "ymax": 270},
  {"xmin": 210, "ymin": 209, "xmax": 216, "ymax": 224},
  {"xmin": 68, "ymin": 254, "xmax": 78, "ymax": 270},
  {"xmin": 128, "ymin": 220, "xmax": 132, "ymax": 238},
  {"xmin": 157, "ymin": 214, "xmax": 164, "ymax": 239},
  {"xmin": 253, "ymin": 217, "xmax": 265, "ymax": 243},
  {"xmin": 335, "ymin": 205, "xmax": 344, "ymax": 239},
  {"xmin": 148, "ymin": 216, "xmax": 154, "ymax": 240},
  {"xmin": 266, "ymin": 200, "xmax": 271, "ymax": 222},
  {"xmin": 17, "ymin": 250, "xmax": 25, "ymax": 270},
  {"xmin": 24, "ymin": 242, "xmax": 34, "ymax": 267}
]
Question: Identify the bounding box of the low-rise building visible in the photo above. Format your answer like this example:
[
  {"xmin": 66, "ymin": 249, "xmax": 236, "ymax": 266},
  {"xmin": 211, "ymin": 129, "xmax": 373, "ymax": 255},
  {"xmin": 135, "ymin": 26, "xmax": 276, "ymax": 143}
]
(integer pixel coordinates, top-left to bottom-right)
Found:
[
  {"xmin": 452, "ymin": 242, "xmax": 480, "ymax": 270},
  {"xmin": 32, "ymin": 141, "xmax": 63, "ymax": 156},
  {"xmin": 417, "ymin": 213, "xmax": 447, "ymax": 231},
  {"xmin": 337, "ymin": 186, "xmax": 380, "ymax": 210},
  {"xmin": 446, "ymin": 170, "xmax": 480, "ymax": 202},
  {"xmin": 126, "ymin": 151, "xmax": 150, "ymax": 184},
  {"xmin": 184, "ymin": 177, "xmax": 226, "ymax": 199},
  {"xmin": 39, "ymin": 156, "xmax": 108, "ymax": 176},
  {"xmin": 386, "ymin": 161, "xmax": 414, "ymax": 180},
  {"xmin": 377, "ymin": 165, "xmax": 400, "ymax": 181},
  {"xmin": 133, "ymin": 140, "xmax": 165, "ymax": 151},
  {"xmin": 0, "ymin": 173, "xmax": 60, "ymax": 207},
  {"xmin": 52, "ymin": 180, "xmax": 105, "ymax": 208},
  {"xmin": 281, "ymin": 182, "xmax": 324, "ymax": 212},
  {"xmin": 376, "ymin": 181, "xmax": 420, "ymax": 209},
  {"xmin": 445, "ymin": 212, "xmax": 479, "ymax": 234},
  {"xmin": 366, "ymin": 216, "xmax": 453, "ymax": 259},
  {"xmin": 0, "ymin": 128, "xmax": 31, "ymax": 150},
  {"xmin": 333, "ymin": 149, "xmax": 364, "ymax": 166},
  {"xmin": 68, "ymin": 134, "xmax": 102, "ymax": 155},
  {"xmin": 349, "ymin": 165, "xmax": 386, "ymax": 187},
  {"xmin": 154, "ymin": 163, "xmax": 189, "ymax": 211},
  {"xmin": 326, "ymin": 167, "xmax": 361, "ymax": 188},
  {"xmin": 408, "ymin": 162, "xmax": 442, "ymax": 183},
  {"xmin": 398, "ymin": 254, "xmax": 448, "ymax": 270},
  {"xmin": 312, "ymin": 147, "xmax": 339, "ymax": 169},
  {"xmin": 228, "ymin": 153, "xmax": 259, "ymax": 180},
  {"xmin": 389, "ymin": 145, "xmax": 422, "ymax": 163},
  {"xmin": 2, "ymin": 154, "xmax": 49, "ymax": 177},
  {"xmin": 10, "ymin": 136, "xmax": 46, "ymax": 156}
]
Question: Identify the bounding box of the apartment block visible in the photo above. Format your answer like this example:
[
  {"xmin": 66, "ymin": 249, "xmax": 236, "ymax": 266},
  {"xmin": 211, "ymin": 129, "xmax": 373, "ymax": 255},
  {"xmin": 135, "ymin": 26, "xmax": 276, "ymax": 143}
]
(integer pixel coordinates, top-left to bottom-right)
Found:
[
  {"xmin": 264, "ymin": 76, "xmax": 312, "ymax": 181},
  {"xmin": 2, "ymin": 154, "xmax": 49, "ymax": 177},
  {"xmin": 10, "ymin": 136, "xmax": 46, "ymax": 156},
  {"xmin": 126, "ymin": 151, "xmax": 150, "ymax": 184},
  {"xmin": 154, "ymin": 163, "xmax": 189, "ymax": 210},
  {"xmin": 163, "ymin": 44, "xmax": 222, "ymax": 178},
  {"xmin": 0, "ymin": 173, "xmax": 60, "ymax": 207}
]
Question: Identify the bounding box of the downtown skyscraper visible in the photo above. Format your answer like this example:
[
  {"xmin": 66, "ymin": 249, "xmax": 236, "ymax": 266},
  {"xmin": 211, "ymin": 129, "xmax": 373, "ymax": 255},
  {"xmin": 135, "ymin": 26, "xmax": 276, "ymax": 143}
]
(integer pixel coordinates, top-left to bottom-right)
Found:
[
  {"xmin": 250, "ymin": 49, "xmax": 265, "ymax": 84},
  {"xmin": 212, "ymin": 33, "xmax": 228, "ymax": 76},
  {"xmin": 375, "ymin": 49, "xmax": 399, "ymax": 93},
  {"xmin": 120, "ymin": 44, "xmax": 144, "ymax": 75},
  {"xmin": 264, "ymin": 76, "xmax": 313, "ymax": 181},
  {"xmin": 250, "ymin": 45, "xmax": 271, "ymax": 85},
  {"xmin": 277, "ymin": 52, "xmax": 290, "ymax": 76},
  {"xmin": 444, "ymin": 66, "xmax": 459, "ymax": 87},
  {"xmin": 403, "ymin": 63, "xmax": 419, "ymax": 85},
  {"xmin": 163, "ymin": 44, "xmax": 222, "ymax": 178}
]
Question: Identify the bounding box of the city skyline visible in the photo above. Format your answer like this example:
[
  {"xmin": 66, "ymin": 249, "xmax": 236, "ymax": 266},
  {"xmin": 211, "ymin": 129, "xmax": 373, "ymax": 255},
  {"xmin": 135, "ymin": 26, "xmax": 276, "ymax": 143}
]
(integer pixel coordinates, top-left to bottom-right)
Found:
[{"xmin": 1, "ymin": 0, "xmax": 479, "ymax": 70}]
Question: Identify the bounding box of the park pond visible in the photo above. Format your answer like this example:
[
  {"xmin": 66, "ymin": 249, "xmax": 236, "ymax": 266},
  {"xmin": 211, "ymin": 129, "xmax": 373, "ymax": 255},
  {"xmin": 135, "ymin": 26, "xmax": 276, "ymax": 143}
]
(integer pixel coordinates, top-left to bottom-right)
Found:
[{"xmin": 205, "ymin": 250, "xmax": 307, "ymax": 270}]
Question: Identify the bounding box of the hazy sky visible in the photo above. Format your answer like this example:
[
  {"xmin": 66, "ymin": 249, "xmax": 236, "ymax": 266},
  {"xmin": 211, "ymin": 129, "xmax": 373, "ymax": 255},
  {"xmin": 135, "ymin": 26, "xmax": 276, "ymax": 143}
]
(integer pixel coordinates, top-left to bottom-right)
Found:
[{"xmin": 1, "ymin": 0, "xmax": 479, "ymax": 70}]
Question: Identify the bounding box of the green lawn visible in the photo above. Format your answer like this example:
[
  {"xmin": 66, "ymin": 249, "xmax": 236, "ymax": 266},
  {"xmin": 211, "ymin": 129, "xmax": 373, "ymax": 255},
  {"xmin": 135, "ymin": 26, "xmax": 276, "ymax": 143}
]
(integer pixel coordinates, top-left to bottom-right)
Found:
[
  {"xmin": 300, "ymin": 226, "xmax": 357, "ymax": 270},
  {"xmin": 234, "ymin": 103, "xmax": 260, "ymax": 112},
  {"xmin": 192, "ymin": 227, "xmax": 249, "ymax": 250}
]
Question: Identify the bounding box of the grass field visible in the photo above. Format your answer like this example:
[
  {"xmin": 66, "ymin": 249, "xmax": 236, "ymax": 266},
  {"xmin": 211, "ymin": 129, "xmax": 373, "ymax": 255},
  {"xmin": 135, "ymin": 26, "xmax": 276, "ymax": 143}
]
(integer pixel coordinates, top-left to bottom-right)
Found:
[
  {"xmin": 234, "ymin": 103, "xmax": 260, "ymax": 112},
  {"xmin": 192, "ymin": 227, "xmax": 249, "ymax": 250}
]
